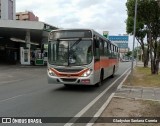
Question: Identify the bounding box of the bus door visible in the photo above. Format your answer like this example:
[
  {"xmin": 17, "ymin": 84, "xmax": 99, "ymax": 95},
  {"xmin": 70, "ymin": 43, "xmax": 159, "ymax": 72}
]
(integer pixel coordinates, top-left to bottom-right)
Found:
[
  {"xmin": 93, "ymin": 37, "xmax": 100, "ymax": 81},
  {"xmin": 99, "ymin": 38, "xmax": 104, "ymax": 67}
]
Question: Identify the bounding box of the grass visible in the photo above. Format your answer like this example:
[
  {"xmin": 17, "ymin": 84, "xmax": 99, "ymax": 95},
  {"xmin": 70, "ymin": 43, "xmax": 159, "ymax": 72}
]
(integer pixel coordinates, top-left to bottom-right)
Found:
[{"xmin": 124, "ymin": 67, "xmax": 160, "ymax": 88}]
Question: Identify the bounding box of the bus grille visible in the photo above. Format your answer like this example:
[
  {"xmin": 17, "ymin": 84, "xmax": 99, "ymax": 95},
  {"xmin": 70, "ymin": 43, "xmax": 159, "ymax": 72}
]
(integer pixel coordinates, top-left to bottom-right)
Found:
[
  {"xmin": 55, "ymin": 68, "xmax": 83, "ymax": 73},
  {"xmin": 61, "ymin": 78, "xmax": 77, "ymax": 82}
]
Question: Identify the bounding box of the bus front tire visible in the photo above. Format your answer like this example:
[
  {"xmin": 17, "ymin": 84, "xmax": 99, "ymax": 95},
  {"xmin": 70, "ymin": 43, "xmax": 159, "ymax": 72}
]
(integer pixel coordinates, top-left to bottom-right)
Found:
[{"xmin": 95, "ymin": 71, "xmax": 103, "ymax": 87}]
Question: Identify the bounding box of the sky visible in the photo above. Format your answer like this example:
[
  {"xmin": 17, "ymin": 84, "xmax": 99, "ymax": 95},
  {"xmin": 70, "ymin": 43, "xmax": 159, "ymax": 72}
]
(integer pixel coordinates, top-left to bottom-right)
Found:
[{"xmin": 16, "ymin": 0, "xmax": 135, "ymax": 49}]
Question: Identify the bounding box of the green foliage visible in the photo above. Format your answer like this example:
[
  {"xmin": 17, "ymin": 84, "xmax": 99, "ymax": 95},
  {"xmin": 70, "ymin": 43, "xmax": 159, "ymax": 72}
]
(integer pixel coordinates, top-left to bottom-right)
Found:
[
  {"xmin": 125, "ymin": 51, "xmax": 132, "ymax": 57},
  {"xmin": 126, "ymin": 0, "xmax": 147, "ymax": 42},
  {"xmin": 126, "ymin": 0, "xmax": 160, "ymax": 73},
  {"xmin": 126, "ymin": 0, "xmax": 135, "ymax": 17},
  {"xmin": 126, "ymin": 0, "xmax": 160, "ymax": 39}
]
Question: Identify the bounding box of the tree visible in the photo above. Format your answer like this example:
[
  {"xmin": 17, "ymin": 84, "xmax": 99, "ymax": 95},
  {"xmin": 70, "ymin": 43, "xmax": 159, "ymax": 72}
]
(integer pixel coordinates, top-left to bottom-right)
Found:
[
  {"xmin": 126, "ymin": 0, "xmax": 160, "ymax": 74},
  {"xmin": 125, "ymin": 51, "xmax": 132, "ymax": 57},
  {"xmin": 137, "ymin": 0, "xmax": 160, "ymax": 74},
  {"xmin": 126, "ymin": 0, "xmax": 149, "ymax": 67},
  {"xmin": 133, "ymin": 46, "xmax": 140, "ymax": 59}
]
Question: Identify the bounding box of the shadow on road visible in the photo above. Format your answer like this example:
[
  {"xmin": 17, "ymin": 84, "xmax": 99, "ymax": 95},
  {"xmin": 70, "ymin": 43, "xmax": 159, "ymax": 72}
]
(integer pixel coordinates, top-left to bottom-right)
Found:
[
  {"xmin": 53, "ymin": 85, "xmax": 97, "ymax": 92},
  {"xmin": 51, "ymin": 75, "xmax": 118, "ymax": 93}
]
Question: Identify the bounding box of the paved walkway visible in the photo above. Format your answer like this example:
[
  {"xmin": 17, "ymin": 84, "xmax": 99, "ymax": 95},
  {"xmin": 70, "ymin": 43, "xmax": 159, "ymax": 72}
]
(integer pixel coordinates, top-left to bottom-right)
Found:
[
  {"xmin": 136, "ymin": 61, "xmax": 160, "ymax": 68},
  {"xmin": 115, "ymin": 85, "xmax": 160, "ymax": 101}
]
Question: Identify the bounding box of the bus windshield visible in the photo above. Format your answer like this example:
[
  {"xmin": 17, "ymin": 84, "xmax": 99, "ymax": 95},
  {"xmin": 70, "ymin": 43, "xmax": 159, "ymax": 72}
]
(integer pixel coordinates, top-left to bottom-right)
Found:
[{"xmin": 48, "ymin": 39, "xmax": 93, "ymax": 66}]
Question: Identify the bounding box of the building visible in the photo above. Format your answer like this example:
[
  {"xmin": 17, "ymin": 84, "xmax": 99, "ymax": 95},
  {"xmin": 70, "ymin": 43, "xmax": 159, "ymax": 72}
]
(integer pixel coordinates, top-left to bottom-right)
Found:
[
  {"xmin": 16, "ymin": 11, "xmax": 39, "ymax": 21},
  {"xmin": 0, "ymin": 20, "xmax": 57, "ymax": 64},
  {"xmin": 109, "ymin": 35, "xmax": 129, "ymax": 60},
  {"xmin": 0, "ymin": 0, "xmax": 16, "ymax": 20}
]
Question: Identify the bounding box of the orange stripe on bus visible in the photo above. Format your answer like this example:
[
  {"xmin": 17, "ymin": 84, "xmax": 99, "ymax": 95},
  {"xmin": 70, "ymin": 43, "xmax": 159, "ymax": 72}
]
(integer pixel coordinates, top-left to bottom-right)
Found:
[
  {"xmin": 50, "ymin": 68, "xmax": 89, "ymax": 77},
  {"xmin": 94, "ymin": 58, "xmax": 118, "ymax": 71}
]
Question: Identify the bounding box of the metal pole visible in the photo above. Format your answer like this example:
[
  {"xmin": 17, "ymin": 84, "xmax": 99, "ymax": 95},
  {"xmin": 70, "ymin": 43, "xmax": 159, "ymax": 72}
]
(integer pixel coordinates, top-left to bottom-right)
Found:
[{"xmin": 131, "ymin": 0, "xmax": 138, "ymax": 80}]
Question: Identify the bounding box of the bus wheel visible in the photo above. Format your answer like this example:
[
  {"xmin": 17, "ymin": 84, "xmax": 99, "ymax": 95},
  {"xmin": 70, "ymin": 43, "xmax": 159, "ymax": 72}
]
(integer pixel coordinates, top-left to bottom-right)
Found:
[
  {"xmin": 95, "ymin": 71, "xmax": 103, "ymax": 87},
  {"xmin": 111, "ymin": 66, "xmax": 115, "ymax": 78}
]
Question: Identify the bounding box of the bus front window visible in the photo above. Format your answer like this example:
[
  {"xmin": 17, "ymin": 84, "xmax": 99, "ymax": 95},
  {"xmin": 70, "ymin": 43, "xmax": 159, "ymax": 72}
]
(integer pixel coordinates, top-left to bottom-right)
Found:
[{"xmin": 48, "ymin": 40, "xmax": 93, "ymax": 66}]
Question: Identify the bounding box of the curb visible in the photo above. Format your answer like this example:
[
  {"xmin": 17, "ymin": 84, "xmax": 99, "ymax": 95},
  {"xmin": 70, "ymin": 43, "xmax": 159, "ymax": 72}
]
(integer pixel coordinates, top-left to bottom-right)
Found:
[
  {"xmin": 113, "ymin": 95, "xmax": 160, "ymax": 102},
  {"xmin": 86, "ymin": 69, "xmax": 131, "ymax": 126}
]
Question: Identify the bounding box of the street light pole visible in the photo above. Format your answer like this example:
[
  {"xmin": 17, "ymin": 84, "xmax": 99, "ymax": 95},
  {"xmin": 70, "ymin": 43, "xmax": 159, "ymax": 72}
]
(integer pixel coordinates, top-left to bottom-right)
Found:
[{"xmin": 131, "ymin": 0, "xmax": 138, "ymax": 81}]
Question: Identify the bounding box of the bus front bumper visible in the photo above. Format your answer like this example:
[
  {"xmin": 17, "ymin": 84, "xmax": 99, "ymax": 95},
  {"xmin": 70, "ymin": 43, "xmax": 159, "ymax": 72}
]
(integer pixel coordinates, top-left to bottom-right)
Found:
[{"xmin": 47, "ymin": 74, "xmax": 96, "ymax": 85}]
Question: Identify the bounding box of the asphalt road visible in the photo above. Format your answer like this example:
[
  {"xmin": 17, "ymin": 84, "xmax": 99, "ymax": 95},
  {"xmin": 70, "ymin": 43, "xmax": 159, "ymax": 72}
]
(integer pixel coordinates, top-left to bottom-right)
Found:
[{"xmin": 0, "ymin": 62, "xmax": 131, "ymax": 126}]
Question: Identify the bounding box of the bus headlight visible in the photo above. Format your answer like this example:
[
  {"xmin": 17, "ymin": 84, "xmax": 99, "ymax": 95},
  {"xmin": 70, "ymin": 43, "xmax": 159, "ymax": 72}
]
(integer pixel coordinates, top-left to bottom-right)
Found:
[
  {"xmin": 81, "ymin": 69, "xmax": 92, "ymax": 77},
  {"xmin": 48, "ymin": 69, "xmax": 56, "ymax": 76}
]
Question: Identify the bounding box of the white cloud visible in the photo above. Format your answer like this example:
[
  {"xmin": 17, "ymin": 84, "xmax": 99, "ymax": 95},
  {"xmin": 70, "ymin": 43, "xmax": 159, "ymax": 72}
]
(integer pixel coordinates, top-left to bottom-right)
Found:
[
  {"xmin": 16, "ymin": 0, "xmax": 127, "ymax": 35},
  {"xmin": 16, "ymin": 0, "xmax": 136, "ymax": 49}
]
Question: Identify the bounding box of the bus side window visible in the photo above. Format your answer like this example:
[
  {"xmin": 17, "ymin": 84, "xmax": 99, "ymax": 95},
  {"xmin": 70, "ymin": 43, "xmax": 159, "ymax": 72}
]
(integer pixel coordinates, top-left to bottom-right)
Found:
[
  {"xmin": 108, "ymin": 43, "xmax": 111, "ymax": 58},
  {"xmin": 99, "ymin": 38, "xmax": 104, "ymax": 56},
  {"xmin": 110, "ymin": 44, "xmax": 113, "ymax": 58},
  {"xmin": 104, "ymin": 41, "xmax": 107, "ymax": 56},
  {"xmin": 93, "ymin": 37, "xmax": 100, "ymax": 61},
  {"xmin": 106, "ymin": 41, "xmax": 110, "ymax": 56}
]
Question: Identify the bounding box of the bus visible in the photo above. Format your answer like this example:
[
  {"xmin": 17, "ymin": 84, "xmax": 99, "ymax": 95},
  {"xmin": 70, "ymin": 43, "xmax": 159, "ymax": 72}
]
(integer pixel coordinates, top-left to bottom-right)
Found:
[{"xmin": 47, "ymin": 29, "xmax": 119, "ymax": 86}]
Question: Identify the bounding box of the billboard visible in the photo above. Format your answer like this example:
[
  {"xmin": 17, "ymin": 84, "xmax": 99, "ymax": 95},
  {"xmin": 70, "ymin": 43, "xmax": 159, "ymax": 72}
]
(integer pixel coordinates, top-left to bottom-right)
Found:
[
  {"xmin": 109, "ymin": 36, "xmax": 129, "ymax": 41},
  {"xmin": 108, "ymin": 35, "xmax": 129, "ymax": 49},
  {"xmin": 116, "ymin": 43, "xmax": 128, "ymax": 48}
]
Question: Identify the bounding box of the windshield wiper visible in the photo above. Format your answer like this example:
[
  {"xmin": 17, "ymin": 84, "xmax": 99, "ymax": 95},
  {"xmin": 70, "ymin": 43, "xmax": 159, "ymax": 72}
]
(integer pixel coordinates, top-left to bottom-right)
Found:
[
  {"xmin": 70, "ymin": 38, "xmax": 82, "ymax": 49},
  {"xmin": 68, "ymin": 38, "xmax": 82, "ymax": 66}
]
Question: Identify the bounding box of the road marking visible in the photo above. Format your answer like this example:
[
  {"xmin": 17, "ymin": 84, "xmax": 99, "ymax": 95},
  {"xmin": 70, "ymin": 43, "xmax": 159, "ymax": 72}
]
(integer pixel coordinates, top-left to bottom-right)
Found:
[
  {"xmin": 64, "ymin": 67, "xmax": 131, "ymax": 126},
  {"xmin": 0, "ymin": 87, "xmax": 45, "ymax": 103},
  {"xmin": 0, "ymin": 79, "xmax": 22, "ymax": 85},
  {"xmin": 117, "ymin": 70, "xmax": 131, "ymax": 89},
  {"xmin": 0, "ymin": 94, "xmax": 25, "ymax": 103},
  {"xmin": 86, "ymin": 93, "xmax": 115, "ymax": 126},
  {"xmin": 86, "ymin": 70, "xmax": 131, "ymax": 126}
]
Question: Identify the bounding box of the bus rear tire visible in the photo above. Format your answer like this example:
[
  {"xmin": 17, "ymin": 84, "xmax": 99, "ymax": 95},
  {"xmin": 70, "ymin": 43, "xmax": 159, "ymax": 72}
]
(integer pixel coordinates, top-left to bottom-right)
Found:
[{"xmin": 111, "ymin": 66, "xmax": 115, "ymax": 78}]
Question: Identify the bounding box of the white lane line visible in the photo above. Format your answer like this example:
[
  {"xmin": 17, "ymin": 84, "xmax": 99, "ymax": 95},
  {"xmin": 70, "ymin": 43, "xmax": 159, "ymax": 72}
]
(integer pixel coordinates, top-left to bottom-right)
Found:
[
  {"xmin": 0, "ymin": 79, "xmax": 23, "ymax": 85},
  {"xmin": 64, "ymin": 67, "xmax": 131, "ymax": 126},
  {"xmin": 117, "ymin": 70, "xmax": 131, "ymax": 89},
  {"xmin": 86, "ymin": 93, "xmax": 115, "ymax": 126},
  {"xmin": 0, "ymin": 94, "xmax": 25, "ymax": 103},
  {"xmin": 86, "ymin": 70, "xmax": 131, "ymax": 126}
]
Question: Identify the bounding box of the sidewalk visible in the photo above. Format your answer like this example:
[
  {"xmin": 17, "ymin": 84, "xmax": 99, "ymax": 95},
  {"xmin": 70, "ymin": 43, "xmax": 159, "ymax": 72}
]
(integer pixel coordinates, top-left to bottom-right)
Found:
[
  {"xmin": 115, "ymin": 85, "xmax": 160, "ymax": 101},
  {"xmin": 136, "ymin": 61, "xmax": 151, "ymax": 67},
  {"xmin": 93, "ymin": 64, "xmax": 160, "ymax": 126},
  {"xmin": 136, "ymin": 61, "xmax": 160, "ymax": 68},
  {"xmin": 136, "ymin": 61, "xmax": 146, "ymax": 67}
]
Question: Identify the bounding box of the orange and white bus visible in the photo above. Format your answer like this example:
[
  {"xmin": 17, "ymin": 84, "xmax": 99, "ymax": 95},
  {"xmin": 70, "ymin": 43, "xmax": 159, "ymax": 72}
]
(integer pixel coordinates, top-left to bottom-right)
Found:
[{"xmin": 47, "ymin": 29, "xmax": 119, "ymax": 86}]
